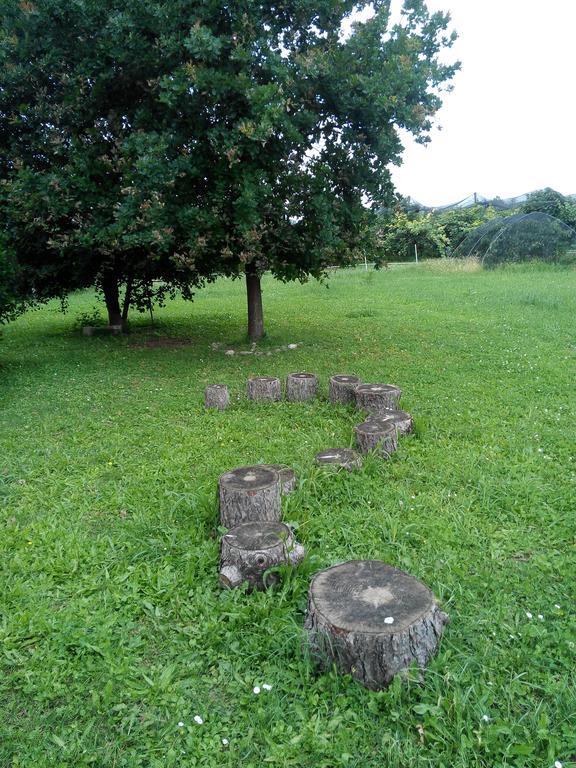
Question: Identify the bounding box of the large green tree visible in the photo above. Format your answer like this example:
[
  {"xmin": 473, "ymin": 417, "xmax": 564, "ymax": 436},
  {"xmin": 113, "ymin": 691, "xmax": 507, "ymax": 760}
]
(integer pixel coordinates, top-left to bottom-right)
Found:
[{"xmin": 1, "ymin": 0, "xmax": 458, "ymax": 338}]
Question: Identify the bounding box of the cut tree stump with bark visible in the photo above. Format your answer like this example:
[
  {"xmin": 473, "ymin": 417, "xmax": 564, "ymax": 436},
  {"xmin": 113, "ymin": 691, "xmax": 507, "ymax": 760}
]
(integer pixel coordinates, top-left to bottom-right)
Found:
[
  {"xmin": 355, "ymin": 383, "xmax": 402, "ymax": 414},
  {"xmin": 315, "ymin": 448, "xmax": 362, "ymax": 471},
  {"xmin": 354, "ymin": 420, "xmax": 398, "ymax": 457},
  {"xmin": 285, "ymin": 372, "xmax": 318, "ymax": 402},
  {"xmin": 366, "ymin": 408, "xmax": 413, "ymax": 436},
  {"xmin": 204, "ymin": 384, "xmax": 230, "ymax": 411},
  {"xmin": 219, "ymin": 465, "xmax": 282, "ymax": 528},
  {"xmin": 260, "ymin": 464, "xmax": 297, "ymax": 494},
  {"xmin": 247, "ymin": 376, "xmax": 282, "ymax": 402},
  {"xmin": 219, "ymin": 520, "xmax": 305, "ymax": 590},
  {"xmin": 329, "ymin": 375, "xmax": 362, "ymax": 405},
  {"xmin": 304, "ymin": 560, "xmax": 449, "ymax": 690}
]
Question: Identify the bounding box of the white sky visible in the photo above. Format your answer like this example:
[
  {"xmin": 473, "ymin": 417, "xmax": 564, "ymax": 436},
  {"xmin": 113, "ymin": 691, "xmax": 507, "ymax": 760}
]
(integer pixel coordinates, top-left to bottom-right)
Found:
[{"xmin": 384, "ymin": 0, "xmax": 576, "ymax": 206}]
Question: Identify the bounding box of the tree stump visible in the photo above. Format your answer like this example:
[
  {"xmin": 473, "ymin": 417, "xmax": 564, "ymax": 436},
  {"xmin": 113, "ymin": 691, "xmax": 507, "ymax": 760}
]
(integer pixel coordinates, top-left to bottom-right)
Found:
[
  {"xmin": 355, "ymin": 420, "xmax": 398, "ymax": 456},
  {"xmin": 366, "ymin": 408, "xmax": 413, "ymax": 436},
  {"xmin": 204, "ymin": 384, "xmax": 230, "ymax": 411},
  {"xmin": 218, "ymin": 465, "xmax": 282, "ymax": 528},
  {"xmin": 329, "ymin": 375, "xmax": 362, "ymax": 405},
  {"xmin": 219, "ymin": 520, "xmax": 305, "ymax": 590},
  {"xmin": 315, "ymin": 448, "xmax": 362, "ymax": 471},
  {"xmin": 285, "ymin": 372, "xmax": 318, "ymax": 402},
  {"xmin": 247, "ymin": 376, "xmax": 282, "ymax": 402},
  {"xmin": 304, "ymin": 560, "xmax": 449, "ymax": 690},
  {"xmin": 260, "ymin": 464, "xmax": 297, "ymax": 494},
  {"xmin": 354, "ymin": 383, "xmax": 402, "ymax": 414}
]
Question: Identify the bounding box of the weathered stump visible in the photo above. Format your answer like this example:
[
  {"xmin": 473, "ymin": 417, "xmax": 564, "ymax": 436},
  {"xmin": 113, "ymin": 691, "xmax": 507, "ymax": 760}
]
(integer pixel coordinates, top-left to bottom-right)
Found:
[
  {"xmin": 366, "ymin": 408, "xmax": 413, "ymax": 436},
  {"xmin": 247, "ymin": 376, "xmax": 282, "ymax": 402},
  {"xmin": 218, "ymin": 465, "xmax": 281, "ymax": 528},
  {"xmin": 355, "ymin": 383, "xmax": 402, "ymax": 414},
  {"xmin": 219, "ymin": 520, "xmax": 305, "ymax": 590},
  {"xmin": 260, "ymin": 464, "xmax": 297, "ymax": 494},
  {"xmin": 354, "ymin": 420, "xmax": 398, "ymax": 457},
  {"xmin": 304, "ymin": 560, "xmax": 449, "ymax": 690},
  {"xmin": 204, "ymin": 384, "xmax": 230, "ymax": 411},
  {"xmin": 285, "ymin": 372, "xmax": 318, "ymax": 402},
  {"xmin": 315, "ymin": 448, "xmax": 362, "ymax": 471},
  {"xmin": 329, "ymin": 375, "xmax": 362, "ymax": 405}
]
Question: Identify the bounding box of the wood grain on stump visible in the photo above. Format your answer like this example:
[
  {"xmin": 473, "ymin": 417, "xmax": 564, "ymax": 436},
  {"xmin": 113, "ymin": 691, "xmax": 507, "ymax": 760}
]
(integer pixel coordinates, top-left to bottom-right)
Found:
[
  {"xmin": 315, "ymin": 448, "xmax": 362, "ymax": 471},
  {"xmin": 354, "ymin": 420, "xmax": 398, "ymax": 457},
  {"xmin": 219, "ymin": 520, "xmax": 305, "ymax": 590},
  {"xmin": 247, "ymin": 376, "xmax": 282, "ymax": 402},
  {"xmin": 304, "ymin": 560, "xmax": 449, "ymax": 690},
  {"xmin": 366, "ymin": 408, "xmax": 413, "ymax": 436},
  {"xmin": 204, "ymin": 384, "xmax": 230, "ymax": 411},
  {"xmin": 329, "ymin": 375, "xmax": 362, "ymax": 405},
  {"xmin": 260, "ymin": 464, "xmax": 297, "ymax": 494},
  {"xmin": 355, "ymin": 383, "xmax": 402, "ymax": 414},
  {"xmin": 285, "ymin": 372, "xmax": 318, "ymax": 402},
  {"xmin": 218, "ymin": 465, "xmax": 281, "ymax": 528}
]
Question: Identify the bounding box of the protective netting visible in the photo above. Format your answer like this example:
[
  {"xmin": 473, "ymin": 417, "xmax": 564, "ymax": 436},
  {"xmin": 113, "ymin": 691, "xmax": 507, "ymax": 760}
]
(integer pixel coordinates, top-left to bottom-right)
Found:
[{"xmin": 450, "ymin": 212, "xmax": 576, "ymax": 267}]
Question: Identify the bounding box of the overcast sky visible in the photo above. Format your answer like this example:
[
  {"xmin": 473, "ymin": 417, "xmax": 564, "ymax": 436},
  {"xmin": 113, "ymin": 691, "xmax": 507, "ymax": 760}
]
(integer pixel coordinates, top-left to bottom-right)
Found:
[{"xmin": 384, "ymin": 0, "xmax": 576, "ymax": 206}]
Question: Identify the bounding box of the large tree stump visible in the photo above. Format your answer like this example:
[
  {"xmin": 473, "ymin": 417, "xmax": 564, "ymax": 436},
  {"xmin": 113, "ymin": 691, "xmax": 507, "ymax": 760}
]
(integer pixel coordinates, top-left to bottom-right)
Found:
[
  {"xmin": 329, "ymin": 375, "xmax": 362, "ymax": 405},
  {"xmin": 247, "ymin": 376, "xmax": 282, "ymax": 402},
  {"xmin": 285, "ymin": 372, "xmax": 318, "ymax": 402},
  {"xmin": 355, "ymin": 420, "xmax": 398, "ymax": 456},
  {"xmin": 219, "ymin": 521, "xmax": 305, "ymax": 590},
  {"xmin": 260, "ymin": 464, "xmax": 297, "ymax": 494},
  {"xmin": 315, "ymin": 448, "xmax": 362, "ymax": 471},
  {"xmin": 218, "ymin": 465, "xmax": 281, "ymax": 528},
  {"xmin": 304, "ymin": 560, "xmax": 449, "ymax": 690},
  {"xmin": 355, "ymin": 383, "xmax": 402, "ymax": 414},
  {"xmin": 204, "ymin": 384, "xmax": 230, "ymax": 411},
  {"xmin": 366, "ymin": 408, "xmax": 413, "ymax": 436}
]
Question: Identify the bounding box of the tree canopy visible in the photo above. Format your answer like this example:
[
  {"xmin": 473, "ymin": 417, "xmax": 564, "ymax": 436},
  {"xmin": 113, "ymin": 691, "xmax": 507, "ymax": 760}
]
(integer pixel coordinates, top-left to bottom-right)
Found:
[{"xmin": 1, "ymin": 0, "xmax": 458, "ymax": 337}]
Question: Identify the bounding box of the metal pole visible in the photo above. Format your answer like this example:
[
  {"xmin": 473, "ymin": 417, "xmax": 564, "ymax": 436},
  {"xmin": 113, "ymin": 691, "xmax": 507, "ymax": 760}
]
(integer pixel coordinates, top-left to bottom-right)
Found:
[{"xmin": 414, "ymin": 243, "xmax": 419, "ymax": 263}]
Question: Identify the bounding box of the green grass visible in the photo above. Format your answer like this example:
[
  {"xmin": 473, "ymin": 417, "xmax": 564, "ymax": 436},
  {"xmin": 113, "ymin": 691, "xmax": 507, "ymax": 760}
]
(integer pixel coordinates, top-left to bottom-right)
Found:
[{"xmin": 1, "ymin": 264, "xmax": 575, "ymax": 768}]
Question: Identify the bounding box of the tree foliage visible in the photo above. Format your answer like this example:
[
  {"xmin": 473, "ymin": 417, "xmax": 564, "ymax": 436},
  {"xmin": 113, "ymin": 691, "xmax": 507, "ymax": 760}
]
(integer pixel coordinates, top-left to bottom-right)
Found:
[{"xmin": 1, "ymin": 0, "xmax": 458, "ymax": 334}]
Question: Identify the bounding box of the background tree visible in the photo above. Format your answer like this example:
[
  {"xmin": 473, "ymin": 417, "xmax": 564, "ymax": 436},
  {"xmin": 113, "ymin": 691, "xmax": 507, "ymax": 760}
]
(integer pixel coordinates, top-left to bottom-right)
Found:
[
  {"xmin": 1, "ymin": 0, "xmax": 458, "ymax": 338},
  {"xmin": 521, "ymin": 188, "xmax": 576, "ymax": 228},
  {"xmin": 0, "ymin": 240, "xmax": 24, "ymax": 327}
]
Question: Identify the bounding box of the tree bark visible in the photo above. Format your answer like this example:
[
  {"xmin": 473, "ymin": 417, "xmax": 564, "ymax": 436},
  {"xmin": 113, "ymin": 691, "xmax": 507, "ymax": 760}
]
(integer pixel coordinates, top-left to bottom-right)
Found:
[
  {"xmin": 219, "ymin": 520, "xmax": 305, "ymax": 590},
  {"xmin": 304, "ymin": 560, "xmax": 449, "ymax": 690},
  {"xmin": 121, "ymin": 275, "xmax": 133, "ymax": 326},
  {"xmin": 218, "ymin": 465, "xmax": 282, "ymax": 528},
  {"xmin": 101, "ymin": 273, "xmax": 123, "ymax": 328},
  {"xmin": 354, "ymin": 420, "xmax": 398, "ymax": 457},
  {"xmin": 329, "ymin": 375, "xmax": 362, "ymax": 405},
  {"xmin": 285, "ymin": 372, "xmax": 318, "ymax": 402},
  {"xmin": 247, "ymin": 376, "xmax": 282, "ymax": 401},
  {"xmin": 366, "ymin": 408, "xmax": 413, "ymax": 436},
  {"xmin": 246, "ymin": 262, "xmax": 265, "ymax": 341},
  {"xmin": 260, "ymin": 464, "xmax": 297, "ymax": 494},
  {"xmin": 205, "ymin": 384, "xmax": 230, "ymax": 411},
  {"xmin": 354, "ymin": 383, "xmax": 402, "ymax": 414},
  {"xmin": 315, "ymin": 448, "xmax": 362, "ymax": 471}
]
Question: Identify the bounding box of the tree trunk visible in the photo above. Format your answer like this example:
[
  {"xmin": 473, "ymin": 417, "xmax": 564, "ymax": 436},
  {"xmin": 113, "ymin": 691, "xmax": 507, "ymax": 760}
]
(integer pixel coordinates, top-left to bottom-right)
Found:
[
  {"xmin": 218, "ymin": 465, "xmax": 282, "ymax": 528},
  {"xmin": 259, "ymin": 464, "xmax": 297, "ymax": 494},
  {"xmin": 101, "ymin": 273, "xmax": 123, "ymax": 328},
  {"xmin": 329, "ymin": 374, "xmax": 362, "ymax": 405},
  {"xmin": 304, "ymin": 560, "xmax": 449, "ymax": 690},
  {"xmin": 354, "ymin": 420, "xmax": 398, "ymax": 457},
  {"xmin": 285, "ymin": 372, "xmax": 318, "ymax": 402},
  {"xmin": 121, "ymin": 275, "xmax": 134, "ymax": 326},
  {"xmin": 219, "ymin": 520, "xmax": 305, "ymax": 590},
  {"xmin": 366, "ymin": 409, "xmax": 413, "ymax": 436},
  {"xmin": 247, "ymin": 376, "xmax": 282, "ymax": 401},
  {"xmin": 354, "ymin": 383, "xmax": 402, "ymax": 414},
  {"xmin": 246, "ymin": 263, "xmax": 265, "ymax": 341},
  {"xmin": 205, "ymin": 384, "xmax": 230, "ymax": 411},
  {"xmin": 315, "ymin": 448, "xmax": 362, "ymax": 471}
]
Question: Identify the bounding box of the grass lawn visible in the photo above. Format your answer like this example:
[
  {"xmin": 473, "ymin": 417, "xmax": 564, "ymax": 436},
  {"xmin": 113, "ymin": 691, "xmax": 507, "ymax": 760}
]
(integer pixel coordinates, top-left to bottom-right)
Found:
[{"xmin": 1, "ymin": 263, "xmax": 575, "ymax": 768}]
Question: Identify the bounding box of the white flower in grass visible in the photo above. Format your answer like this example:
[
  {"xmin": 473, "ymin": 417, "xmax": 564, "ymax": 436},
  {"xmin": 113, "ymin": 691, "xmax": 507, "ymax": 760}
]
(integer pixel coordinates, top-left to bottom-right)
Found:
[
  {"xmin": 525, "ymin": 611, "xmax": 532, "ymax": 619},
  {"xmin": 253, "ymin": 686, "xmax": 261, "ymax": 694},
  {"xmin": 538, "ymin": 614, "xmax": 544, "ymax": 620},
  {"xmin": 262, "ymin": 683, "xmax": 272, "ymax": 691},
  {"xmin": 222, "ymin": 738, "xmax": 229, "ymax": 746},
  {"xmin": 178, "ymin": 721, "xmax": 185, "ymax": 728},
  {"xmin": 482, "ymin": 714, "xmax": 490, "ymax": 722},
  {"xmin": 555, "ymin": 604, "xmax": 561, "ymax": 609},
  {"xmin": 554, "ymin": 761, "xmax": 563, "ymax": 768},
  {"xmin": 193, "ymin": 715, "xmax": 203, "ymax": 725}
]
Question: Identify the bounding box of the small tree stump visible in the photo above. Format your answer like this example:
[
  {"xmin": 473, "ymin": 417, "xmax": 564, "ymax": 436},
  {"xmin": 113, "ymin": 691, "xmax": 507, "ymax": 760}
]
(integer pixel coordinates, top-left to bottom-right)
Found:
[
  {"xmin": 366, "ymin": 408, "xmax": 413, "ymax": 436},
  {"xmin": 315, "ymin": 448, "xmax": 362, "ymax": 471},
  {"xmin": 260, "ymin": 464, "xmax": 297, "ymax": 494},
  {"xmin": 304, "ymin": 560, "xmax": 449, "ymax": 690},
  {"xmin": 329, "ymin": 375, "xmax": 362, "ymax": 405},
  {"xmin": 285, "ymin": 372, "xmax": 318, "ymax": 402},
  {"xmin": 218, "ymin": 465, "xmax": 281, "ymax": 528},
  {"xmin": 219, "ymin": 521, "xmax": 305, "ymax": 590},
  {"xmin": 204, "ymin": 384, "xmax": 230, "ymax": 411},
  {"xmin": 354, "ymin": 420, "xmax": 398, "ymax": 457},
  {"xmin": 247, "ymin": 376, "xmax": 282, "ymax": 401},
  {"xmin": 355, "ymin": 383, "xmax": 402, "ymax": 414}
]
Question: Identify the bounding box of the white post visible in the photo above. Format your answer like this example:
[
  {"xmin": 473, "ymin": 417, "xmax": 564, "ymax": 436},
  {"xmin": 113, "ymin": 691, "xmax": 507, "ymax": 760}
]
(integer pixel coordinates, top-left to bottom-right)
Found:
[
  {"xmin": 364, "ymin": 254, "xmax": 368, "ymax": 271},
  {"xmin": 414, "ymin": 243, "xmax": 419, "ymax": 263}
]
